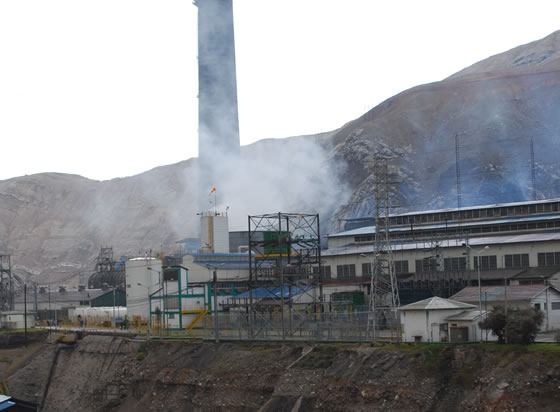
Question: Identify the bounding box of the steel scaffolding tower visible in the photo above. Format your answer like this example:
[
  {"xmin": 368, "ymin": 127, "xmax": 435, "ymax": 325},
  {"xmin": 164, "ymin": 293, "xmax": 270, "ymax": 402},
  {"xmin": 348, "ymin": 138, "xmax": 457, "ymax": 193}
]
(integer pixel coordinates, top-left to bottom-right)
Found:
[
  {"xmin": 246, "ymin": 212, "xmax": 322, "ymax": 339},
  {"xmin": 368, "ymin": 158, "xmax": 400, "ymax": 340}
]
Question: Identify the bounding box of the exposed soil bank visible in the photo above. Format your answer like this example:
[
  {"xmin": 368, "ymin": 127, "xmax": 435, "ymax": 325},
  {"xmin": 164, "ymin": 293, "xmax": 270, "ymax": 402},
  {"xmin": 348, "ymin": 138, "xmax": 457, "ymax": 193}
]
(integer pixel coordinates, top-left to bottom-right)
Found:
[{"xmin": 4, "ymin": 335, "xmax": 560, "ymax": 411}]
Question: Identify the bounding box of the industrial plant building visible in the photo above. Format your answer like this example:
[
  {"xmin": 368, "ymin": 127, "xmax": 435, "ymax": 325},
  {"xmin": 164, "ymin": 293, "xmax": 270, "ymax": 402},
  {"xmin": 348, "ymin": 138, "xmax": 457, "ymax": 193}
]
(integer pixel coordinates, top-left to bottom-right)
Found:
[{"xmin": 323, "ymin": 198, "xmax": 560, "ymax": 306}]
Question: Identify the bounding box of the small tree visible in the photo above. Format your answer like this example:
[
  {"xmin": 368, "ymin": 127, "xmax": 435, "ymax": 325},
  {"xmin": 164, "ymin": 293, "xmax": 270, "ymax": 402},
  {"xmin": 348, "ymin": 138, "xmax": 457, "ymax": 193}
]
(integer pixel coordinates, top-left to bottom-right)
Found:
[
  {"xmin": 505, "ymin": 308, "xmax": 543, "ymax": 344},
  {"xmin": 479, "ymin": 305, "xmax": 507, "ymax": 343},
  {"xmin": 479, "ymin": 305, "xmax": 544, "ymax": 344}
]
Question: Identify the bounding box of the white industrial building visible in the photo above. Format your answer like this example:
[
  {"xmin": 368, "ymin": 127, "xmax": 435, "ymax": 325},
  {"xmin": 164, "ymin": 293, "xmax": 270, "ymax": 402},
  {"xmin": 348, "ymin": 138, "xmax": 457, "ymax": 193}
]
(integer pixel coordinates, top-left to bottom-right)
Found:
[
  {"xmin": 399, "ymin": 296, "xmax": 489, "ymax": 342},
  {"xmin": 450, "ymin": 284, "xmax": 560, "ymax": 331},
  {"xmin": 321, "ymin": 199, "xmax": 560, "ymax": 307},
  {"xmin": 0, "ymin": 311, "xmax": 36, "ymax": 330}
]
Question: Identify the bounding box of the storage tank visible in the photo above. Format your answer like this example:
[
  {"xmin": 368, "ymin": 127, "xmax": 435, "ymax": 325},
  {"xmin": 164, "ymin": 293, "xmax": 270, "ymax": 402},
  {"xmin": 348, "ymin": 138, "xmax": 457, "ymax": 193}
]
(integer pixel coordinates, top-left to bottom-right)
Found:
[{"xmin": 125, "ymin": 257, "xmax": 162, "ymax": 321}]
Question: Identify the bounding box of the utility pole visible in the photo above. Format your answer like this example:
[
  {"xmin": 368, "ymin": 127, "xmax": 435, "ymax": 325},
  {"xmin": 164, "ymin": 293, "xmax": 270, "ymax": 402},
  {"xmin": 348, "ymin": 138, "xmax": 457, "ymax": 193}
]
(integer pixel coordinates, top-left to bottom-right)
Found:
[
  {"xmin": 213, "ymin": 269, "xmax": 219, "ymax": 343},
  {"xmin": 24, "ymin": 284, "xmax": 27, "ymax": 344},
  {"xmin": 530, "ymin": 137, "xmax": 537, "ymax": 201},
  {"xmin": 113, "ymin": 288, "xmax": 116, "ymax": 333},
  {"xmin": 48, "ymin": 285, "xmax": 51, "ymax": 326}
]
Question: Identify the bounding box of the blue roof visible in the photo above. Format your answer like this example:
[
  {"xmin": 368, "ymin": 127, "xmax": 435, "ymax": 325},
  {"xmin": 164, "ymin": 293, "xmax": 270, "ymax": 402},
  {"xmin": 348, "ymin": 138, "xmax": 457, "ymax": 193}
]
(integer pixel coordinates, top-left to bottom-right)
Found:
[{"xmin": 235, "ymin": 286, "xmax": 311, "ymax": 299}]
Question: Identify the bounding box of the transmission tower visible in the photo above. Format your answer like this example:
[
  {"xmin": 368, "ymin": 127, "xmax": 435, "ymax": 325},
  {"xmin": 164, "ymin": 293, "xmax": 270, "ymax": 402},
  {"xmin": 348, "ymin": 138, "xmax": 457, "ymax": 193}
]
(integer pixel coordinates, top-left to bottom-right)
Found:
[
  {"xmin": 530, "ymin": 137, "xmax": 537, "ymax": 201},
  {"xmin": 455, "ymin": 133, "xmax": 462, "ymax": 209},
  {"xmin": 368, "ymin": 157, "xmax": 400, "ymax": 341},
  {"xmin": 0, "ymin": 255, "xmax": 13, "ymax": 311}
]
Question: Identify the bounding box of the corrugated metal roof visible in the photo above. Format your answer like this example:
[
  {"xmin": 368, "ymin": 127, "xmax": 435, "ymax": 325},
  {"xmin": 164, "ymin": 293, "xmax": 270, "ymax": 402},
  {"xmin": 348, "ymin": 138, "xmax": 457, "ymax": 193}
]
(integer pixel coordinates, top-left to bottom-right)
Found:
[
  {"xmin": 329, "ymin": 213, "xmax": 560, "ymax": 238},
  {"xmin": 450, "ymin": 285, "xmax": 559, "ymax": 303},
  {"xmin": 445, "ymin": 310, "xmax": 486, "ymax": 321},
  {"xmin": 392, "ymin": 198, "xmax": 560, "ymax": 217},
  {"xmin": 399, "ymin": 296, "xmax": 476, "ymax": 311},
  {"xmin": 323, "ymin": 232, "xmax": 560, "ymax": 257}
]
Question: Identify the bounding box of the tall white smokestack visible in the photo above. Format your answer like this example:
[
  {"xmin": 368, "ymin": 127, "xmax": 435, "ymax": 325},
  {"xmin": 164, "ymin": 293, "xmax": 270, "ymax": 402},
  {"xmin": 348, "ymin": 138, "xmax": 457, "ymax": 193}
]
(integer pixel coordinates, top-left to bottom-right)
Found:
[{"xmin": 195, "ymin": 0, "xmax": 240, "ymax": 210}]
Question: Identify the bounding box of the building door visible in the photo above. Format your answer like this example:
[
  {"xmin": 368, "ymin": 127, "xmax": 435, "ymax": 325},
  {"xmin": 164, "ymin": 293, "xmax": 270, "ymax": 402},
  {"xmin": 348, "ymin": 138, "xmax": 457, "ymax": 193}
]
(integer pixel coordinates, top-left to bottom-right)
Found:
[{"xmin": 450, "ymin": 327, "xmax": 469, "ymax": 342}]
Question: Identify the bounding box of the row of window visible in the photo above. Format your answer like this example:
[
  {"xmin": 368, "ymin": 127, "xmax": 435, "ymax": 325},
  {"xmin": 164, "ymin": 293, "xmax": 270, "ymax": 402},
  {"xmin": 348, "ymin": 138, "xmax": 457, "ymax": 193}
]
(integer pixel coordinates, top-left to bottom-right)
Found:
[
  {"xmin": 387, "ymin": 202, "xmax": 560, "ymax": 226},
  {"xmin": 337, "ymin": 261, "xmax": 410, "ymax": 278},
  {"xmin": 354, "ymin": 221, "xmax": 560, "ymax": 243},
  {"xmin": 326, "ymin": 250, "xmax": 560, "ymax": 279},
  {"xmin": 538, "ymin": 252, "xmax": 560, "ymax": 267}
]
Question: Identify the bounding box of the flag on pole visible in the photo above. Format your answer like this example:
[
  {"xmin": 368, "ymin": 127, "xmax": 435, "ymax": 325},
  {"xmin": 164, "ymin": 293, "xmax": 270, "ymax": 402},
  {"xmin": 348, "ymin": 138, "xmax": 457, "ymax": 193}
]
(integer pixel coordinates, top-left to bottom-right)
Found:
[{"xmin": 208, "ymin": 187, "xmax": 216, "ymax": 196}]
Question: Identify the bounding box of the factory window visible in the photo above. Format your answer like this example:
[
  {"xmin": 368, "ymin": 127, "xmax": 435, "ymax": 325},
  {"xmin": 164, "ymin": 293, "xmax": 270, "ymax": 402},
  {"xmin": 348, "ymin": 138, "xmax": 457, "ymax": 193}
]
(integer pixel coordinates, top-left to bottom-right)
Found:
[
  {"xmin": 319, "ymin": 266, "xmax": 331, "ymax": 279},
  {"xmin": 415, "ymin": 258, "xmax": 437, "ymax": 273},
  {"xmin": 165, "ymin": 297, "xmax": 179, "ymax": 310},
  {"xmin": 355, "ymin": 235, "xmax": 374, "ymax": 243},
  {"xmin": 552, "ymin": 302, "xmax": 560, "ymax": 310},
  {"xmin": 529, "ymin": 205, "xmax": 536, "ymax": 213},
  {"xmin": 362, "ymin": 262, "xmax": 373, "ymax": 276},
  {"xmin": 337, "ymin": 264, "xmax": 356, "ymax": 278},
  {"xmin": 553, "ymin": 203, "xmax": 560, "ymax": 212},
  {"xmin": 473, "ymin": 255, "xmax": 497, "ymax": 271},
  {"xmin": 163, "ymin": 268, "xmax": 179, "ymax": 281},
  {"xmin": 537, "ymin": 204, "xmax": 544, "ymax": 213},
  {"xmin": 444, "ymin": 257, "xmax": 467, "ymax": 271},
  {"xmin": 394, "ymin": 260, "xmax": 409, "ymax": 274},
  {"xmin": 504, "ymin": 254, "xmax": 529, "ymax": 268},
  {"xmin": 544, "ymin": 203, "xmax": 552, "ymax": 212},
  {"xmin": 538, "ymin": 252, "xmax": 560, "ymax": 267}
]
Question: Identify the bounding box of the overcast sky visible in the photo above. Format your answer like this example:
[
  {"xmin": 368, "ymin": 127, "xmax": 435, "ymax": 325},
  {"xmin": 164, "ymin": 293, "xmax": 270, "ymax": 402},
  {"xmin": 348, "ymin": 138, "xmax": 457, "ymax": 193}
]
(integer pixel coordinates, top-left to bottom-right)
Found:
[{"xmin": 0, "ymin": 0, "xmax": 558, "ymax": 181}]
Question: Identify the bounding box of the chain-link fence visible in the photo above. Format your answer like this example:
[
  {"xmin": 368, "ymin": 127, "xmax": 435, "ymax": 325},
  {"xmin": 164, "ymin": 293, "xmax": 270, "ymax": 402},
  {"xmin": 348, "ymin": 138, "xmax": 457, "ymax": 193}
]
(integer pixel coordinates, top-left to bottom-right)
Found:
[{"xmin": 201, "ymin": 307, "xmax": 401, "ymax": 342}]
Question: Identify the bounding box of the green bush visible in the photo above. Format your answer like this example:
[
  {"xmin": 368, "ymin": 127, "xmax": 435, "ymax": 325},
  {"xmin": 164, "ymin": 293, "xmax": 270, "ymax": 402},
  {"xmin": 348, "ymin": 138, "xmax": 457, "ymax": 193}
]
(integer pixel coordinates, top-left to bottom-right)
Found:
[{"xmin": 479, "ymin": 306, "xmax": 543, "ymax": 345}]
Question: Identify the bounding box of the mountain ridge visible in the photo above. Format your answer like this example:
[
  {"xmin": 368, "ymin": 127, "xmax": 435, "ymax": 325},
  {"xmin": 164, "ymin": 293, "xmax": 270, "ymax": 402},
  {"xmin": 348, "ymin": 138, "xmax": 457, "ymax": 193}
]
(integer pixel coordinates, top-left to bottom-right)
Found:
[{"xmin": 2, "ymin": 31, "xmax": 560, "ymax": 285}]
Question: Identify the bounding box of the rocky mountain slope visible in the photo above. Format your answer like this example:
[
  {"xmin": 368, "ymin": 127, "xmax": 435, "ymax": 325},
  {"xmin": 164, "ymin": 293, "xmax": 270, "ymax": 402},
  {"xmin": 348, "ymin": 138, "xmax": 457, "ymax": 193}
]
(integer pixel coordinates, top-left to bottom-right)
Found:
[
  {"xmin": 4, "ymin": 335, "xmax": 560, "ymax": 411},
  {"xmin": 333, "ymin": 30, "xmax": 560, "ymax": 221},
  {"xmin": 2, "ymin": 31, "xmax": 560, "ymax": 284}
]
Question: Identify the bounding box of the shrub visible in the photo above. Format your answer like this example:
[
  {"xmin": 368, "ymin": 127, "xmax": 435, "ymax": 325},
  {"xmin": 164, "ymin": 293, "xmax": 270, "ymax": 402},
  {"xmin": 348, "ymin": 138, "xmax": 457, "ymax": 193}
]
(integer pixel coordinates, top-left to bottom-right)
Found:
[{"xmin": 479, "ymin": 306, "xmax": 543, "ymax": 345}]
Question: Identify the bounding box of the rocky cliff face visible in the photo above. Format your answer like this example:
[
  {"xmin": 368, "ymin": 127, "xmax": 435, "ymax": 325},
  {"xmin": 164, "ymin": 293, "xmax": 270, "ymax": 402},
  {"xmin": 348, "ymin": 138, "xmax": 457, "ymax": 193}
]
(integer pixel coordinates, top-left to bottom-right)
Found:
[
  {"xmin": 2, "ymin": 31, "xmax": 560, "ymax": 284},
  {"xmin": 5, "ymin": 336, "xmax": 560, "ymax": 411}
]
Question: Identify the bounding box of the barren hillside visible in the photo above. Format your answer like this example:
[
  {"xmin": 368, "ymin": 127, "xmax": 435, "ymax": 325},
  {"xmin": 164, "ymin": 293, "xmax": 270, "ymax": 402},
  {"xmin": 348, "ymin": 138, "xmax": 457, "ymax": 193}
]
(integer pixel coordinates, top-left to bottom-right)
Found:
[{"xmin": 2, "ymin": 32, "xmax": 560, "ymax": 285}]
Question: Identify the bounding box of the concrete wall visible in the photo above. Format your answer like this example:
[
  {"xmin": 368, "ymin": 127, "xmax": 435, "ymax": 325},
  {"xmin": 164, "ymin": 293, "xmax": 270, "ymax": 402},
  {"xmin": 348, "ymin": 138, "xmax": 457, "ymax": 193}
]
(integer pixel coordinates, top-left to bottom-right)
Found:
[
  {"xmin": 400, "ymin": 309, "xmax": 466, "ymax": 342},
  {"xmin": 323, "ymin": 239, "xmax": 560, "ymax": 278},
  {"xmin": 0, "ymin": 312, "xmax": 36, "ymax": 329},
  {"xmin": 532, "ymin": 288, "xmax": 560, "ymax": 330}
]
